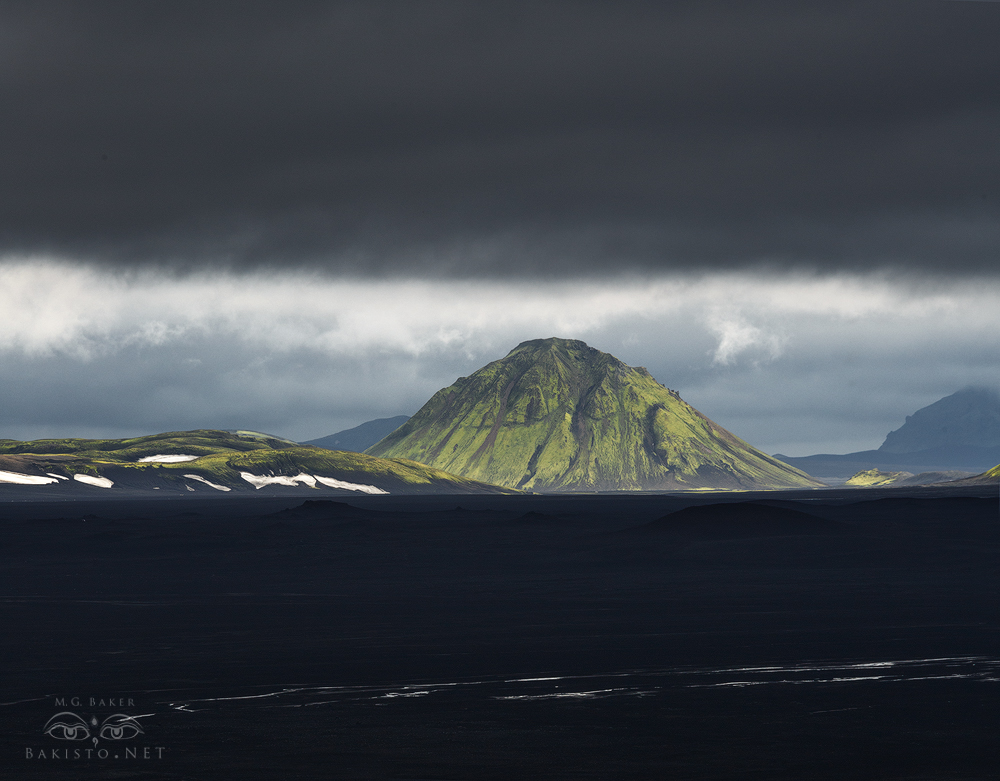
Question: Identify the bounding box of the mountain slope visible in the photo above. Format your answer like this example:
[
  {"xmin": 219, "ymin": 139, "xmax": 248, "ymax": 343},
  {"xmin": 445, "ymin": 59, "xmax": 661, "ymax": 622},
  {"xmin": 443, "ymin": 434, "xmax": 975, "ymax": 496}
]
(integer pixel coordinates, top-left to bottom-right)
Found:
[
  {"xmin": 774, "ymin": 447, "xmax": 1000, "ymax": 478},
  {"xmin": 305, "ymin": 416, "xmax": 410, "ymax": 452},
  {"xmin": 879, "ymin": 387, "xmax": 1000, "ymax": 453},
  {"xmin": 0, "ymin": 430, "xmax": 510, "ymax": 494},
  {"xmin": 366, "ymin": 338, "xmax": 820, "ymax": 491},
  {"xmin": 775, "ymin": 387, "xmax": 1000, "ymax": 477},
  {"xmin": 947, "ymin": 461, "xmax": 1000, "ymax": 487},
  {"xmin": 845, "ymin": 468, "xmax": 913, "ymax": 487}
]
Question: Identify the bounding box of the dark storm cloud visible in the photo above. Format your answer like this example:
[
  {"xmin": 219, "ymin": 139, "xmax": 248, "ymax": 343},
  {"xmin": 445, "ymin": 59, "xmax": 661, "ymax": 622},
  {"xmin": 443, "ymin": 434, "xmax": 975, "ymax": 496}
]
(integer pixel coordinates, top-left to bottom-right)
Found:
[{"xmin": 3, "ymin": 1, "xmax": 1000, "ymax": 275}]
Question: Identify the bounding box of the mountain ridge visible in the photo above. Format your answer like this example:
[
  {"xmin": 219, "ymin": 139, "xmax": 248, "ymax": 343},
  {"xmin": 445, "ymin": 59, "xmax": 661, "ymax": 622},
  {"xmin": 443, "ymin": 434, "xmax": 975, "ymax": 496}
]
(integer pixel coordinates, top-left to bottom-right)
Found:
[
  {"xmin": 0, "ymin": 429, "xmax": 511, "ymax": 495},
  {"xmin": 305, "ymin": 416, "xmax": 410, "ymax": 453},
  {"xmin": 367, "ymin": 338, "xmax": 820, "ymax": 491},
  {"xmin": 879, "ymin": 387, "xmax": 1000, "ymax": 453},
  {"xmin": 775, "ymin": 387, "xmax": 1000, "ymax": 477}
]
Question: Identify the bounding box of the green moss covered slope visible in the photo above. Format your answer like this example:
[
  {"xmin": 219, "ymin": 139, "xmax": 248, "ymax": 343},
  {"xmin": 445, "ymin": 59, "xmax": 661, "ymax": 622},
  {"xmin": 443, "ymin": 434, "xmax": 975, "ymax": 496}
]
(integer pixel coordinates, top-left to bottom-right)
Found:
[
  {"xmin": 0, "ymin": 430, "xmax": 509, "ymax": 494},
  {"xmin": 844, "ymin": 468, "xmax": 912, "ymax": 487},
  {"xmin": 366, "ymin": 338, "xmax": 822, "ymax": 492},
  {"xmin": 961, "ymin": 462, "xmax": 1000, "ymax": 484}
]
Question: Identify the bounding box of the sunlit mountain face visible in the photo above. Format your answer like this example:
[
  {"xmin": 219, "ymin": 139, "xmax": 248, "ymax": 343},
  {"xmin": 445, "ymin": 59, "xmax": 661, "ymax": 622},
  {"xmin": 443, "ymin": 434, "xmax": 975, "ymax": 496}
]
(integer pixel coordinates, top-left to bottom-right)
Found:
[{"xmin": 368, "ymin": 338, "xmax": 819, "ymax": 491}]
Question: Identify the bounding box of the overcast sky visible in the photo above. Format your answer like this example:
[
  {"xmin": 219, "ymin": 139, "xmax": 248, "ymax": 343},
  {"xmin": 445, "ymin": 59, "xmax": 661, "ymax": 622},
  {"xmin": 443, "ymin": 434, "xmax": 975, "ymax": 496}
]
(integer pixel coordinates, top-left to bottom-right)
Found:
[{"xmin": 3, "ymin": 1, "xmax": 1000, "ymax": 455}]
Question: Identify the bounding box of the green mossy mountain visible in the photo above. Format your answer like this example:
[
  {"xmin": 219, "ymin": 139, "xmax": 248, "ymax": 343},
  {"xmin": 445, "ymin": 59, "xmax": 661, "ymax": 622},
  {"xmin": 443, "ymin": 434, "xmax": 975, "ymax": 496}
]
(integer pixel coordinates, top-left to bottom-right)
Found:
[
  {"xmin": 366, "ymin": 338, "xmax": 822, "ymax": 491},
  {"xmin": 0, "ymin": 430, "xmax": 509, "ymax": 494}
]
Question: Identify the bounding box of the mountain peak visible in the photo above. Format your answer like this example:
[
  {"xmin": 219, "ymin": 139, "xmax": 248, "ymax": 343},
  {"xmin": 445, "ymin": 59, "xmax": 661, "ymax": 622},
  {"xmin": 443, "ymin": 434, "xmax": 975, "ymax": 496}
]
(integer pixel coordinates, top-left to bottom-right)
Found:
[
  {"xmin": 502, "ymin": 337, "xmax": 633, "ymax": 376},
  {"xmin": 507, "ymin": 336, "xmax": 621, "ymax": 364},
  {"xmin": 510, "ymin": 336, "xmax": 592, "ymax": 352},
  {"xmin": 367, "ymin": 339, "xmax": 818, "ymax": 491},
  {"xmin": 879, "ymin": 386, "xmax": 1000, "ymax": 453}
]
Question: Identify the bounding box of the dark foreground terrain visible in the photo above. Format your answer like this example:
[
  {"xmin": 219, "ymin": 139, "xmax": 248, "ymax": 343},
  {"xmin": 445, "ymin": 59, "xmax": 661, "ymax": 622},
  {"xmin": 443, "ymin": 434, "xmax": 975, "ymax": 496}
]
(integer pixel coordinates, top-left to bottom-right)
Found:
[{"xmin": 0, "ymin": 485, "xmax": 997, "ymax": 779}]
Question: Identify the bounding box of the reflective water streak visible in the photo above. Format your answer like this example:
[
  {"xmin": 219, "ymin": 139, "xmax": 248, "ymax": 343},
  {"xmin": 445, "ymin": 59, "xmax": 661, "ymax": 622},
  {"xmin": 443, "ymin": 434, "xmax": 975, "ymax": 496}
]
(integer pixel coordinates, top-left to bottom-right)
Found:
[{"xmin": 152, "ymin": 655, "xmax": 999, "ymax": 713}]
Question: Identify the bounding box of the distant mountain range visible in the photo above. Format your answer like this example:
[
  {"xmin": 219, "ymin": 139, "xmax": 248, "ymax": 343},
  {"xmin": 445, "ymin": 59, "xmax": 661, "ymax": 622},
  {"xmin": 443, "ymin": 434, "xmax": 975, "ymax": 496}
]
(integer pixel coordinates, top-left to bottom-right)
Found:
[
  {"xmin": 880, "ymin": 387, "xmax": 1000, "ymax": 452},
  {"xmin": 0, "ymin": 430, "xmax": 510, "ymax": 495},
  {"xmin": 5, "ymin": 351, "xmax": 995, "ymax": 497},
  {"xmin": 366, "ymin": 338, "xmax": 820, "ymax": 491},
  {"xmin": 305, "ymin": 416, "xmax": 410, "ymax": 453},
  {"xmin": 776, "ymin": 388, "xmax": 1000, "ymax": 478}
]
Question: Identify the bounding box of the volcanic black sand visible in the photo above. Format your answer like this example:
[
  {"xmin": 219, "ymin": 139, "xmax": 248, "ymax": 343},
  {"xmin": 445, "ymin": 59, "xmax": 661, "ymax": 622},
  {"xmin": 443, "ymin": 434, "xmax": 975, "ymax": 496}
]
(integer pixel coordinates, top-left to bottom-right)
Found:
[{"xmin": 1, "ymin": 485, "xmax": 998, "ymax": 779}]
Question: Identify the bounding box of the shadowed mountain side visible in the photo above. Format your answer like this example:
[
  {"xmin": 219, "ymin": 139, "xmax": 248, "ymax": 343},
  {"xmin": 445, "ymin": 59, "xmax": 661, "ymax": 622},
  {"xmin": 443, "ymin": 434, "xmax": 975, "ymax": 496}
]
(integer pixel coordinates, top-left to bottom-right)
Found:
[
  {"xmin": 892, "ymin": 470, "xmax": 974, "ymax": 486},
  {"xmin": 895, "ymin": 471, "xmax": 976, "ymax": 486},
  {"xmin": 305, "ymin": 416, "xmax": 411, "ymax": 452},
  {"xmin": 880, "ymin": 387, "xmax": 1000, "ymax": 453},
  {"xmin": 368, "ymin": 338, "xmax": 820, "ymax": 492},
  {"xmin": 944, "ymin": 462, "xmax": 1000, "ymax": 488},
  {"xmin": 774, "ymin": 446, "xmax": 1000, "ymax": 478},
  {"xmin": 776, "ymin": 389, "xmax": 1000, "ymax": 477}
]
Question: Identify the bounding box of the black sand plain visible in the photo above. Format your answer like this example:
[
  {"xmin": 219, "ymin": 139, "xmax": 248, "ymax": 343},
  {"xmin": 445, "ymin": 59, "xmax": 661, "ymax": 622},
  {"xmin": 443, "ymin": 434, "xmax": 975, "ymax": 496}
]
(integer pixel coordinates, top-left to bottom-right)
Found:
[{"xmin": 1, "ymin": 484, "xmax": 997, "ymax": 780}]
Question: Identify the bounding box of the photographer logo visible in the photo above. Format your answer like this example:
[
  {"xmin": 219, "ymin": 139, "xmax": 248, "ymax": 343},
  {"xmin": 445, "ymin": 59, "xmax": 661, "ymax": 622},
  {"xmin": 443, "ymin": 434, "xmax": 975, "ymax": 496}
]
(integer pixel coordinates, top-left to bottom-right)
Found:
[{"xmin": 24, "ymin": 697, "xmax": 166, "ymax": 760}]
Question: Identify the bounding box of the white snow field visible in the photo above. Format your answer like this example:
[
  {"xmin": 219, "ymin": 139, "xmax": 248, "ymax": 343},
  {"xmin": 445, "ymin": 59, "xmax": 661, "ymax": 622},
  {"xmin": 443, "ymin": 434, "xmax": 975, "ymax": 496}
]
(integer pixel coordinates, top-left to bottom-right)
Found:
[
  {"xmin": 313, "ymin": 476, "xmax": 388, "ymax": 494},
  {"xmin": 138, "ymin": 454, "xmax": 200, "ymax": 463},
  {"xmin": 184, "ymin": 474, "xmax": 232, "ymax": 492},
  {"xmin": 0, "ymin": 470, "xmax": 60, "ymax": 485},
  {"xmin": 73, "ymin": 474, "xmax": 114, "ymax": 488},
  {"xmin": 239, "ymin": 472, "xmax": 388, "ymax": 494}
]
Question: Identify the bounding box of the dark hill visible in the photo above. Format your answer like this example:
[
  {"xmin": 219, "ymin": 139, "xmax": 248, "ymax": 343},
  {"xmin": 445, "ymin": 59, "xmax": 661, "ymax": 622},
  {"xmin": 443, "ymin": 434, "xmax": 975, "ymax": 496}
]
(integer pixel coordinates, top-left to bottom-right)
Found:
[
  {"xmin": 775, "ymin": 387, "xmax": 1000, "ymax": 477},
  {"xmin": 879, "ymin": 387, "xmax": 1000, "ymax": 453},
  {"xmin": 305, "ymin": 416, "xmax": 410, "ymax": 452}
]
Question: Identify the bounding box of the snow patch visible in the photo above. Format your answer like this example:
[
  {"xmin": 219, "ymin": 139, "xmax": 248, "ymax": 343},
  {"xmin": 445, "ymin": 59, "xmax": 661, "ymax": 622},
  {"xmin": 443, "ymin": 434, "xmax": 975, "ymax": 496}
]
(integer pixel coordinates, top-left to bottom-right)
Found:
[
  {"xmin": 239, "ymin": 472, "xmax": 315, "ymax": 489},
  {"xmin": 0, "ymin": 470, "xmax": 60, "ymax": 485},
  {"xmin": 46, "ymin": 473, "xmax": 68, "ymax": 481},
  {"xmin": 73, "ymin": 474, "xmax": 114, "ymax": 488},
  {"xmin": 314, "ymin": 476, "xmax": 388, "ymax": 495},
  {"xmin": 138, "ymin": 454, "xmax": 200, "ymax": 463},
  {"xmin": 184, "ymin": 474, "xmax": 231, "ymax": 492},
  {"xmin": 240, "ymin": 472, "xmax": 388, "ymax": 494}
]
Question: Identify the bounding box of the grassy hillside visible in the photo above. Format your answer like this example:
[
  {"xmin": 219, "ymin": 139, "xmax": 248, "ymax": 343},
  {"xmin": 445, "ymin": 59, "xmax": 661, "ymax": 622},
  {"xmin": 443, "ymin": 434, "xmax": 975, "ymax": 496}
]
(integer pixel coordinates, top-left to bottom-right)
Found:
[
  {"xmin": 956, "ymin": 462, "xmax": 1000, "ymax": 486},
  {"xmin": 845, "ymin": 468, "xmax": 912, "ymax": 487},
  {"xmin": 367, "ymin": 338, "xmax": 821, "ymax": 491},
  {"xmin": 0, "ymin": 430, "xmax": 510, "ymax": 494}
]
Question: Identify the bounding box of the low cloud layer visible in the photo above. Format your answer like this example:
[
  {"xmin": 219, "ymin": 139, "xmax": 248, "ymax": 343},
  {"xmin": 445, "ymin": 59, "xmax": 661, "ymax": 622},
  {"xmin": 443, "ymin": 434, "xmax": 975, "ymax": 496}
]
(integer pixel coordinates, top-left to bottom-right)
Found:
[
  {"xmin": 1, "ymin": 2, "xmax": 1000, "ymax": 276},
  {"xmin": 2, "ymin": 260, "xmax": 998, "ymax": 455},
  {"xmin": 4, "ymin": 5, "xmax": 999, "ymax": 457}
]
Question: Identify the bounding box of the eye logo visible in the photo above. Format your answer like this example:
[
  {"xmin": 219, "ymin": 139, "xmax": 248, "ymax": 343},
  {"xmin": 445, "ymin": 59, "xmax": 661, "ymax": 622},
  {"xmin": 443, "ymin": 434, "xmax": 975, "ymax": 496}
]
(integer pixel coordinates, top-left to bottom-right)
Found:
[{"xmin": 43, "ymin": 712, "xmax": 144, "ymax": 746}]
